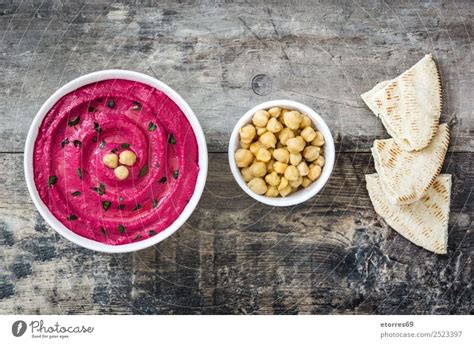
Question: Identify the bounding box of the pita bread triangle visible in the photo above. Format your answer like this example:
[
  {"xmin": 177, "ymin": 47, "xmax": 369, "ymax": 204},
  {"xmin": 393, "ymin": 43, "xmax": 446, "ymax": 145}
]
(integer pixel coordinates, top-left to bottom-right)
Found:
[
  {"xmin": 361, "ymin": 54, "xmax": 442, "ymax": 151},
  {"xmin": 366, "ymin": 173, "xmax": 451, "ymax": 254},
  {"xmin": 372, "ymin": 123, "xmax": 449, "ymax": 205}
]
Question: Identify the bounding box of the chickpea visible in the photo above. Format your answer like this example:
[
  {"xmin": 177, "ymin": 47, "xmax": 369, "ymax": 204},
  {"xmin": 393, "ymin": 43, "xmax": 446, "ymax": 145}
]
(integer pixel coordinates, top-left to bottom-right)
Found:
[
  {"xmin": 114, "ymin": 165, "xmax": 129, "ymax": 180},
  {"xmin": 119, "ymin": 150, "xmax": 137, "ymax": 166},
  {"xmin": 299, "ymin": 115, "xmax": 312, "ymax": 129},
  {"xmin": 273, "ymin": 161, "xmax": 288, "ymax": 174},
  {"xmin": 272, "ymin": 148, "xmax": 290, "ymax": 163},
  {"xmin": 239, "ymin": 124, "xmax": 256, "ymax": 143},
  {"xmin": 240, "ymin": 141, "xmax": 250, "ymax": 149},
  {"xmin": 259, "ymin": 131, "xmax": 277, "ymax": 148},
  {"xmin": 284, "ymin": 165, "xmax": 299, "ymax": 181},
  {"xmin": 297, "ymin": 161, "xmax": 309, "ymax": 176},
  {"xmin": 289, "ymin": 176, "xmax": 303, "ymax": 188},
  {"xmin": 235, "ymin": 149, "xmax": 254, "ymax": 168},
  {"xmin": 248, "ymin": 178, "xmax": 267, "ymax": 195},
  {"xmin": 283, "ymin": 110, "xmax": 302, "ymax": 129},
  {"xmin": 286, "ymin": 137, "xmax": 305, "ymax": 154},
  {"xmin": 278, "ymin": 177, "xmax": 289, "ymax": 191},
  {"xmin": 249, "ymin": 141, "xmax": 263, "ymax": 155},
  {"xmin": 256, "ymin": 148, "xmax": 272, "ymax": 162},
  {"xmin": 103, "ymin": 153, "xmax": 118, "ymax": 169},
  {"xmin": 315, "ymin": 155, "xmax": 325, "ymax": 167},
  {"xmin": 278, "ymin": 128, "xmax": 294, "ymax": 145},
  {"xmin": 301, "ymin": 176, "xmax": 312, "ymax": 188},
  {"xmin": 268, "ymin": 107, "xmax": 282, "ymax": 118},
  {"xmin": 267, "ymin": 159, "xmax": 275, "ymax": 173},
  {"xmin": 300, "ymin": 126, "xmax": 317, "ymax": 142},
  {"xmin": 278, "ymin": 115, "xmax": 286, "ymax": 125},
  {"xmin": 265, "ymin": 171, "xmax": 281, "ymax": 187},
  {"xmin": 266, "ymin": 117, "xmax": 283, "ymax": 133},
  {"xmin": 279, "ymin": 185, "xmax": 292, "ymax": 197},
  {"xmin": 250, "ymin": 161, "xmax": 267, "ymax": 178},
  {"xmin": 265, "ymin": 186, "xmax": 279, "ymax": 197},
  {"xmin": 308, "ymin": 164, "xmax": 322, "ymax": 181},
  {"xmin": 289, "ymin": 153, "xmax": 302, "ymax": 166},
  {"xmin": 252, "ymin": 110, "xmax": 270, "ymax": 127},
  {"xmin": 311, "ymin": 131, "xmax": 325, "ymax": 147},
  {"xmin": 241, "ymin": 167, "xmax": 253, "ymax": 182},
  {"xmin": 303, "ymin": 146, "xmax": 320, "ymax": 162},
  {"xmin": 257, "ymin": 127, "xmax": 267, "ymax": 136}
]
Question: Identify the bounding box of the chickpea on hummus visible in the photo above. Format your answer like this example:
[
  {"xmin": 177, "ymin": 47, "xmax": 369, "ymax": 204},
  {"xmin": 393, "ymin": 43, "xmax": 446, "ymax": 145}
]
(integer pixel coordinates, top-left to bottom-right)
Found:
[{"xmin": 34, "ymin": 79, "xmax": 199, "ymax": 245}]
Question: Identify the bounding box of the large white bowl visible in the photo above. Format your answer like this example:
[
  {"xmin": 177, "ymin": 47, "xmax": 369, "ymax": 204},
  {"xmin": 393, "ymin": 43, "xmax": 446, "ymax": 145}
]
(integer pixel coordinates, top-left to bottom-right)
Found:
[
  {"xmin": 24, "ymin": 70, "xmax": 208, "ymax": 253},
  {"xmin": 228, "ymin": 100, "xmax": 335, "ymax": 207}
]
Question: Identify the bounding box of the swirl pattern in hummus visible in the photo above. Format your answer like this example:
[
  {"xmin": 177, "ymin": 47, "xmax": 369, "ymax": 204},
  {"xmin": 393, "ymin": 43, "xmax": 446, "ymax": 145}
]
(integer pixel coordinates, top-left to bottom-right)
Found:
[{"xmin": 34, "ymin": 79, "xmax": 199, "ymax": 245}]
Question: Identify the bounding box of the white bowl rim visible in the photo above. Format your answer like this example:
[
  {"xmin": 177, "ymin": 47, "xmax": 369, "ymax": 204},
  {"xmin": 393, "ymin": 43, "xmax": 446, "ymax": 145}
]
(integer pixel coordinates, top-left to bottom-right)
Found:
[
  {"xmin": 24, "ymin": 70, "xmax": 208, "ymax": 253},
  {"xmin": 228, "ymin": 100, "xmax": 335, "ymax": 207}
]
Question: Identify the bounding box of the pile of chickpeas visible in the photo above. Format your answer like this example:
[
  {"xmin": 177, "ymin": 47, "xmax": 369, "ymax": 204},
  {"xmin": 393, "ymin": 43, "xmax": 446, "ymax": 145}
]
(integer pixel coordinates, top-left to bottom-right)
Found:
[{"xmin": 234, "ymin": 107, "xmax": 325, "ymax": 197}]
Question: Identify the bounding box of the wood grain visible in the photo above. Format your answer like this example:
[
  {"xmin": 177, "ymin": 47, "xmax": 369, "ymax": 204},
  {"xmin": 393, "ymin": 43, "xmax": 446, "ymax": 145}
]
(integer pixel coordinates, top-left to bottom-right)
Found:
[
  {"xmin": 0, "ymin": 0, "xmax": 472, "ymax": 315},
  {"xmin": 0, "ymin": 153, "xmax": 471, "ymax": 314},
  {"xmin": 0, "ymin": 0, "xmax": 472, "ymax": 153}
]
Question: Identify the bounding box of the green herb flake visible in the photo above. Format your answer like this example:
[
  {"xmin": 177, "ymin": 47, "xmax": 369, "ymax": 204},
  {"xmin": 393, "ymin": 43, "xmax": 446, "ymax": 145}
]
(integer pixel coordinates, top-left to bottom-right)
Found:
[
  {"xmin": 93, "ymin": 122, "xmax": 102, "ymax": 133},
  {"xmin": 120, "ymin": 143, "xmax": 130, "ymax": 149},
  {"xmin": 149, "ymin": 230, "xmax": 157, "ymax": 236},
  {"xmin": 92, "ymin": 136, "xmax": 98, "ymax": 143},
  {"xmin": 158, "ymin": 176, "xmax": 167, "ymax": 184},
  {"xmin": 111, "ymin": 148, "xmax": 118, "ymax": 154},
  {"xmin": 132, "ymin": 204, "xmax": 142, "ymax": 211},
  {"xmin": 118, "ymin": 224, "xmax": 125, "ymax": 233},
  {"xmin": 172, "ymin": 169, "xmax": 179, "ymax": 179},
  {"xmin": 138, "ymin": 164, "xmax": 149, "ymax": 178},
  {"xmin": 168, "ymin": 133, "xmax": 176, "ymax": 144},
  {"xmin": 152, "ymin": 199, "xmax": 158, "ymax": 208},
  {"xmin": 100, "ymin": 226, "xmax": 107, "ymax": 236},
  {"xmin": 48, "ymin": 175, "xmax": 58, "ymax": 188},
  {"xmin": 131, "ymin": 101, "xmax": 142, "ymax": 111},
  {"xmin": 102, "ymin": 200, "xmax": 111, "ymax": 211},
  {"xmin": 133, "ymin": 234, "xmax": 142, "ymax": 241},
  {"xmin": 107, "ymin": 99, "xmax": 115, "ymax": 108},
  {"xmin": 67, "ymin": 215, "xmax": 78, "ymax": 221},
  {"xmin": 76, "ymin": 168, "xmax": 83, "ymax": 180},
  {"xmin": 71, "ymin": 191, "xmax": 81, "ymax": 197},
  {"xmin": 73, "ymin": 140, "xmax": 82, "ymax": 148},
  {"xmin": 92, "ymin": 183, "xmax": 106, "ymax": 196},
  {"xmin": 148, "ymin": 122, "xmax": 157, "ymax": 131},
  {"xmin": 61, "ymin": 138, "xmax": 69, "ymax": 148},
  {"xmin": 68, "ymin": 116, "xmax": 80, "ymax": 126},
  {"xmin": 99, "ymin": 140, "xmax": 106, "ymax": 149},
  {"xmin": 117, "ymin": 204, "xmax": 125, "ymax": 210}
]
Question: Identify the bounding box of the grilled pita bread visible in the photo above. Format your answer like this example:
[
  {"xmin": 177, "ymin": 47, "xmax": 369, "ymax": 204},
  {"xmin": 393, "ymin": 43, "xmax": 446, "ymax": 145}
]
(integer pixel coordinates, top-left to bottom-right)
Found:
[
  {"xmin": 361, "ymin": 54, "xmax": 442, "ymax": 151},
  {"xmin": 366, "ymin": 173, "xmax": 451, "ymax": 254},
  {"xmin": 372, "ymin": 123, "xmax": 449, "ymax": 205}
]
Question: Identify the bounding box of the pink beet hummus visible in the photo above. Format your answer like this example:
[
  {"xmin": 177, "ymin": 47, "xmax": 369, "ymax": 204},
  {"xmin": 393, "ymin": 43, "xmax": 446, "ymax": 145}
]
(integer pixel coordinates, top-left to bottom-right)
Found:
[{"xmin": 33, "ymin": 79, "xmax": 199, "ymax": 245}]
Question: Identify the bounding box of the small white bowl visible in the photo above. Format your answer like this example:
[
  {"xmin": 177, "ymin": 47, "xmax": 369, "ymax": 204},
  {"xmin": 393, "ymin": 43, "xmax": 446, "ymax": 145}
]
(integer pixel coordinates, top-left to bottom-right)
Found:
[
  {"xmin": 24, "ymin": 70, "xmax": 208, "ymax": 253},
  {"xmin": 228, "ymin": 100, "xmax": 335, "ymax": 207}
]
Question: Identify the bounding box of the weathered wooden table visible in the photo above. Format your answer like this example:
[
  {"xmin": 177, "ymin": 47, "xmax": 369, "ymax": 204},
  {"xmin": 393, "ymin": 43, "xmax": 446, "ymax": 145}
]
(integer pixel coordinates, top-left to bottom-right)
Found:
[{"xmin": 0, "ymin": 0, "xmax": 472, "ymax": 314}]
